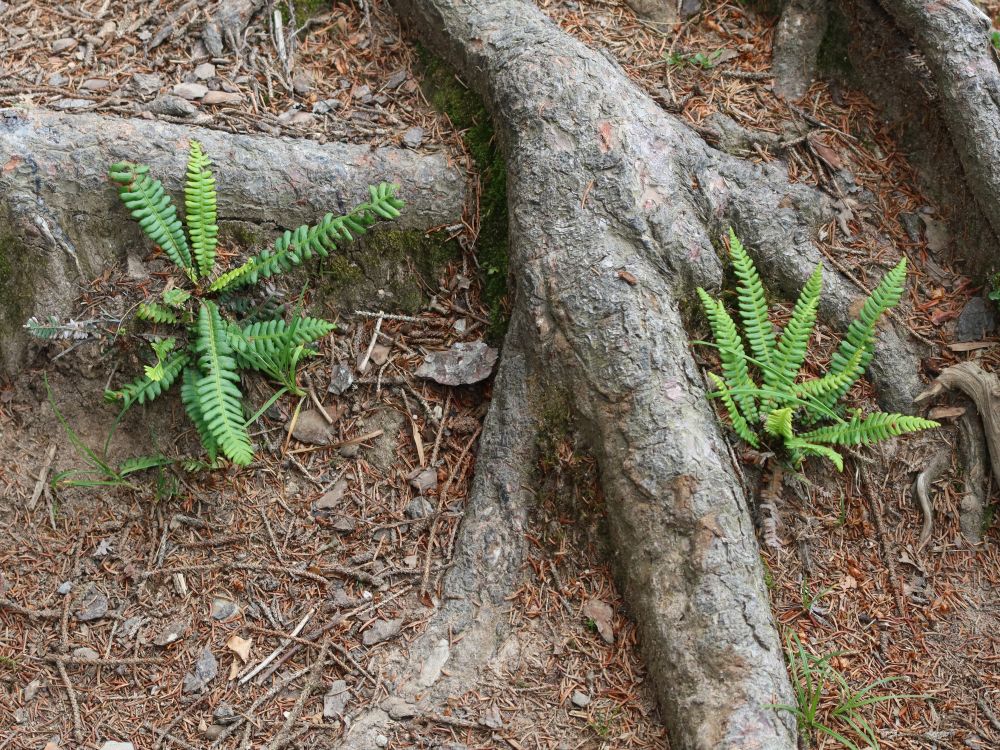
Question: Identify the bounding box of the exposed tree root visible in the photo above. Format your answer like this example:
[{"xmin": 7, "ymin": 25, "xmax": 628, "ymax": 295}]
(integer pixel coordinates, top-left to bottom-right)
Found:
[
  {"xmin": 917, "ymin": 362, "xmax": 1000, "ymax": 544},
  {"xmin": 911, "ymin": 450, "xmax": 950, "ymax": 550},
  {"xmin": 772, "ymin": 0, "xmax": 828, "ymax": 100},
  {"xmin": 958, "ymin": 410, "xmax": 988, "ymax": 544},
  {"xmin": 0, "ymin": 109, "xmax": 465, "ymax": 375}
]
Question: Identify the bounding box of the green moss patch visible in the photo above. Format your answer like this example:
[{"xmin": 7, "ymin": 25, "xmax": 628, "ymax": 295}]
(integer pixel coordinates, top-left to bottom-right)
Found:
[{"xmin": 416, "ymin": 46, "xmax": 509, "ymax": 337}]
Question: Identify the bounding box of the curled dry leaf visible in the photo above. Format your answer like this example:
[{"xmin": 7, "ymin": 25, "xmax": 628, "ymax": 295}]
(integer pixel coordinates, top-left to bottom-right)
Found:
[{"xmin": 226, "ymin": 634, "xmax": 252, "ymax": 663}]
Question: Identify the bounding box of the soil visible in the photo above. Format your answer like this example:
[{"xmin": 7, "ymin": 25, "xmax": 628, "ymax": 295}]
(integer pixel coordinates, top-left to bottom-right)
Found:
[{"xmin": 1, "ymin": 1, "xmax": 999, "ymax": 750}]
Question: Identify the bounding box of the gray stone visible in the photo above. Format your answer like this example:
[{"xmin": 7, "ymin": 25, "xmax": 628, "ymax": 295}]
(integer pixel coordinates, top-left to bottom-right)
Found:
[
  {"xmin": 182, "ymin": 648, "xmax": 218, "ymax": 693},
  {"xmin": 173, "ymin": 82, "xmax": 208, "ymax": 100},
  {"xmin": 375, "ymin": 736, "xmax": 388, "ymax": 748},
  {"xmin": 292, "ymin": 410, "xmax": 338, "ymax": 445},
  {"xmin": 571, "ymin": 690, "xmax": 591, "ymax": 708},
  {"xmin": 328, "ymin": 363, "xmax": 355, "ymax": 395},
  {"xmin": 407, "ymin": 468, "xmax": 438, "ymax": 494},
  {"xmin": 210, "ymin": 598, "xmax": 239, "ymax": 620},
  {"xmin": 405, "ymin": 496, "xmax": 433, "ymax": 519},
  {"xmin": 899, "ymin": 212, "xmax": 922, "ymax": 243},
  {"xmin": 203, "ymin": 23, "xmax": 224, "ymax": 57},
  {"xmin": 331, "ymin": 516, "xmax": 356, "ymax": 533},
  {"xmin": 75, "ymin": 587, "xmax": 108, "ymax": 621},
  {"xmin": 52, "ymin": 38, "xmax": 78, "ymax": 53},
  {"xmin": 381, "ymin": 696, "xmax": 417, "ymax": 720},
  {"xmin": 339, "ymin": 443, "xmax": 360, "ymax": 458},
  {"xmin": 52, "ymin": 99, "xmax": 93, "ymax": 111},
  {"xmin": 72, "ymin": 647, "xmax": 100, "ymax": 661},
  {"xmin": 194, "ymin": 63, "xmax": 216, "ymax": 80},
  {"xmin": 323, "ymin": 679, "xmax": 350, "ymax": 718},
  {"xmin": 99, "ymin": 743, "xmax": 134, "ymax": 750},
  {"xmin": 362, "ymin": 618, "xmax": 402, "ymax": 646},
  {"xmin": 23, "ymin": 678, "xmax": 43, "ymax": 701},
  {"xmin": 293, "ymin": 74, "xmax": 313, "ymax": 95},
  {"xmin": 956, "ymin": 297, "xmax": 997, "ymax": 342},
  {"xmin": 80, "ymin": 79, "xmax": 111, "ymax": 91},
  {"xmin": 316, "ymin": 478, "xmax": 349, "ymax": 509},
  {"xmin": 417, "ymin": 638, "xmax": 449, "ymax": 686},
  {"xmin": 57, "ymin": 581, "xmax": 73, "ymax": 595},
  {"xmin": 402, "ymin": 126, "xmax": 424, "ymax": 149},
  {"xmin": 131, "ymin": 72, "xmax": 163, "ymax": 95},
  {"xmin": 148, "ymin": 95, "xmax": 197, "ymax": 117},
  {"xmin": 152, "ymin": 617, "xmax": 188, "ymax": 646},
  {"xmin": 202, "ymin": 90, "xmax": 244, "ymax": 106},
  {"xmin": 385, "ymin": 69, "xmax": 408, "ymax": 89},
  {"xmin": 415, "ymin": 341, "xmax": 498, "ymax": 385},
  {"xmin": 47, "ymin": 73, "xmax": 68, "ymax": 87}
]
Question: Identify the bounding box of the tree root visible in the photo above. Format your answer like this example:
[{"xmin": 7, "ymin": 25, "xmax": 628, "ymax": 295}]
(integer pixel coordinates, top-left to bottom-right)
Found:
[
  {"xmin": 911, "ymin": 450, "xmax": 950, "ymax": 550},
  {"xmin": 0, "ymin": 109, "xmax": 466, "ymax": 376},
  {"xmin": 916, "ymin": 362, "xmax": 1000, "ymax": 543},
  {"xmin": 958, "ymin": 410, "xmax": 988, "ymax": 544},
  {"xmin": 772, "ymin": 0, "xmax": 829, "ymax": 100}
]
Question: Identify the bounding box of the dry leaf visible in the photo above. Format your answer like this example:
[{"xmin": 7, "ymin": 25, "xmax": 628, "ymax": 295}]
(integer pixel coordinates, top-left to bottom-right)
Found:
[
  {"xmin": 226, "ymin": 634, "xmax": 252, "ymax": 663},
  {"xmin": 582, "ymin": 599, "xmax": 614, "ymax": 644},
  {"xmin": 928, "ymin": 405, "xmax": 966, "ymax": 420}
]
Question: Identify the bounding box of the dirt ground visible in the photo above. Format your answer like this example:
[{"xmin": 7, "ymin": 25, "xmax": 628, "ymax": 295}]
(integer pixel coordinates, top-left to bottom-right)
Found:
[{"xmin": 1, "ymin": 1, "xmax": 999, "ymax": 749}]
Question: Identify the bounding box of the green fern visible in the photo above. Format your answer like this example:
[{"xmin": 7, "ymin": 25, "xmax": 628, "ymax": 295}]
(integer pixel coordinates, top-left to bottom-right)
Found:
[
  {"xmin": 87, "ymin": 144, "xmax": 402, "ymax": 467},
  {"xmin": 192, "ymin": 301, "xmax": 254, "ymax": 466},
  {"xmin": 697, "ymin": 231, "xmax": 937, "ymax": 470},
  {"xmin": 184, "ymin": 140, "xmax": 218, "ymax": 279},
  {"xmin": 109, "ymin": 162, "xmax": 193, "ymax": 277},
  {"xmin": 209, "ymin": 183, "xmax": 404, "ymax": 293}
]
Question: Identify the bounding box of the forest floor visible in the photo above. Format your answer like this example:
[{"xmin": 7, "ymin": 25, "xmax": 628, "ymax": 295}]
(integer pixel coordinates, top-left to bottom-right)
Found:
[{"xmin": 0, "ymin": 1, "xmax": 998, "ymax": 750}]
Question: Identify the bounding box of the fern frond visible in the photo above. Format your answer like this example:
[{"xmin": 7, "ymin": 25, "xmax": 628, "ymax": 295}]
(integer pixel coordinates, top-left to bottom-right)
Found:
[
  {"xmin": 764, "ymin": 407, "xmax": 794, "ymax": 440},
  {"xmin": 209, "ymin": 183, "xmax": 405, "ymax": 293},
  {"xmin": 105, "ymin": 351, "xmax": 188, "ymax": 409},
  {"xmin": 184, "ymin": 141, "xmax": 218, "ymax": 279},
  {"xmin": 144, "ymin": 337, "xmax": 177, "ymax": 382},
  {"xmin": 136, "ymin": 302, "xmax": 179, "ymax": 324},
  {"xmin": 697, "ymin": 288, "xmax": 759, "ymax": 422},
  {"xmin": 193, "ymin": 301, "xmax": 254, "ymax": 465},
  {"xmin": 180, "ymin": 364, "xmax": 219, "ymax": 463},
  {"xmin": 108, "ymin": 162, "xmax": 193, "ymax": 275},
  {"xmin": 816, "ymin": 258, "xmax": 907, "ymax": 411},
  {"xmin": 786, "ymin": 439, "xmax": 844, "ymax": 471},
  {"xmin": 773, "ymin": 264, "xmax": 822, "ymax": 390},
  {"xmin": 794, "ymin": 347, "xmax": 865, "ymax": 400},
  {"xmin": 800, "ymin": 411, "xmax": 938, "ymax": 446},
  {"xmin": 728, "ymin": 229, "xmax": 777, "ymax": 384},
  {"xmin": 706, "ymin": 372, "xmax": 759, "ymax": 447},
  {"xmin": 227, "ymin": 317, "xmax": 335, "ymax": 367},
  {"xmin": 162, "ymin": 288, "xmax": 191, "ymax": 308}
]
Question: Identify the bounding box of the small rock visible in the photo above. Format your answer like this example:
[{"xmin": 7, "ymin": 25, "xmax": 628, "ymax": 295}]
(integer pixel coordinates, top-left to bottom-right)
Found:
[
  {"xmin": 370, "ymin": 344, "xmax": 391, "ymax": 366},
  {"xmin": 47, "ymin": 73, "xmax": 68, "ymax": 87},
  {"xmin": 316, "ymin": 478, "xmax": 349, "ymax": 509},
  {"xmin": 210, "ymin": 598, "xmax": 239, "ymax": 620},
  {"xmin": 152, "ymin": 617, "xmax": 188, "ymax": 646},
  {"xmin": 203, "ymin": 725, "xmax": 225, "ymax": 740},
  {"xmin": 362, "ymin": 618, "xmax": 402, "ymax": 646},
  {"xmin": 405, "ymin": 496, "xmax": 433, "ymax": 519},
  {"xmin": 899, "ymin": 212, "xmax": 922, "ymax": 243},
  {"xmin": 213, "ymin": 703, "xmax": 237, "ymax": 723},
  {"xmin": 52, "ymin": 98, "xmax": 93, "ymax": 111},
  {"xmin": 287, "ymin": 111, "xmax": 315, "ymax": 127},
  {"xmin": 119, "ymin": 616, "xmax": 144, "ymax": 641},
  {"xmin": 328, "ymin": 363, "xmax": 355, "ymax": 395},
  {"xmin": 312, "ymin": 98, "xmax": 343, "ymax": 114},
  {"xmin": 194, "ymin": 62, "xmax": 216, "ymax": 80},
  {"xmin": 323, "ymin": 679, "xmax": 351, "ymax": 718},
  {"xmin": 52, "ymin": 38, "xmax": 78, "ymax": 53},
  {"xmin": 292, "ymin": 74, "xmax": 312, "ymax": 95},
  {"xmin": 382, "ymin": 696, "xmax": 417, "ymax": 720},
  {"xmin": 385, "ymin": 68, "xmax": 408, "ymax": 89},
  {"xmin": 13, "ymin": 708, "xmax": 28, "ymax": 724},
  {"xmin": 131, "ymin": 72, "xmax": 163, "ymax": 95},
  {"xmin": 339, "ymin": 443, "xmax": 360, "ymax": 459},
  {"xmin": 99, "ymin": 743, "xmax": 134, "ymax": 750},
  {"xmin": 922, "ymin": 215, "xmax": 950, "ymax": 253},
  {"xmin": 75, "ymin": 587, "xmax": 109, "ymax": 622},
  {"xmin": 407, "ymin": 467, "xmax": 438, "ymax": 494},
  {"xmin": 80, "ymin": 78, "xmax": 111, "ymax": 91},
  {"xmin": 148, "ymin": 95, "xmax": 197, "ymax": 117},
  {"xmin": 173, "ymin": 82, "xmax": 208, "ymax": 100},
  {"xmin": 93, "ymin": 539, "xmax": 112, "ymax": 558},
  {"xmin": 291, "ymin": 410, "xmax": 339, "ymax": 445},
  {"xmin": 956, "ymin": 297, "xmax": 998, "ymax": 342},
  {"xmin": 202, "ymin": 90, "xmax": 244, "ymax": 106},
  {"xmin": 571, "ymin": 690, "xmax": 591, "ymax": 708},
  {"xmin": 402, "ymin": 127, "xmax": 424, "ymax": 149},
  {"xmin": 72, "ymin": 647, "xmax": 100, "ymax": 661},
  {"xmin": 352, "ymin": 84, "xmax": 371, "ymax": 100},
  {"xmin": 24, "ymin": 678, "xmax": 43, "ymax": 701},
  {"xmin": 415, "ymin": 341, "xmax": 499, "ymax": 386},
  {"xmin": 375, "ymin": 735, "xmax": 388, "ymax": 748},
  {"xmin": 182, "ymin": 647, "xmax": 218, "ymax": 693},
  {"xmin": 331, "ymin": 588, "xmax": 355, "ymax": 607},
  {"xmin": 331, "ymin": 516, "xmax": 356, "ymax": 533},
  {"xmin": 57, "ymin": 581, "xmax": 73, "ymax": 595},
  {"xmin": 202, "ymin": 23, "xmax": 224, "ymax": 57}
]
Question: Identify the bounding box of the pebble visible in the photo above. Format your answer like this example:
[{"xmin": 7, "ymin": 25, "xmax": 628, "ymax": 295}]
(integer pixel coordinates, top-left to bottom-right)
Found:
[
  {"xmin": 292, "ymin": 74, "xmax": 312, "ymax": 95},
  {"xmin": 201, "ymin": 90, "xmax": 243, "ymax": 105},
  {"xmin": 52, "ymin": 98, "xmax": 93, "ymax": 111},
  {"xmin": 210, "ymin": 598, "xmax": 239, "ymax": 620},
  {"xmin": 172, "ymin": 82, "xmax": 208, "ymax": 100},
  {"xmin": 72, "ymin": 647, "xmax": 100, "ymax": 661},
  {"xmin": 182, "ymin": 647, "xmax": 218, "ymax": 693},
  {"xmin": 339, "ymin": 443, "xmax": 360, "ymax": 459},
  {"xmin": 148, "ymin": 95, "xmax": 196, "ymax": 117},
  {"xmin": 402, "ymin": 126, "xmax": 424, "ymax": 149},
  {"xmin": 362, "ymin": 618, "xmax": 402, "ymax": 646},
  {"xmin": 382, "ymin": 696, "xmax": 417, "ymax": 720},
  {"xmin": 52, "ymin": 38, "xmax": 78, "ymax": 53},
  {"xmin": 47, "ymin": 73, "xmax": 67, "ymax": 87},
  {"xmin": 956, "ymin": 296, "xmax": 998, "ymax": 342},
  {"xmin": 80, "ymin": 78, "xmax": 111, "ymax": 91},
  {"xmin": 405, "ymin": 496, "xmax": 433, "ymax": 519},
  {"xmin": 131, "ymin": 72, "xmax": 163, "ymax": 95},
  {"xmin": 194, "ymin": 62, "xmax": 216, "ymax": 80},
  {"xmin": 75, "ymin": 587, "xmax": 109, "ymax": 621},
  {"xmin": 385, "ymin": 68, "xmax": 408, "ymax": 89},
  {"xmin": 328, "ymin": 363, "xmax": 354, "ymax": 395},
  {"xmin": 56, "ymin": 581, "xmax": 73, "ymax": 595},
  {"xmin": 408, "ymin": 467, "xmax": 437, "ymax": 494},
  {"xmin": 312, "ymin": 98, "xmax": 343, "ymax": 115},
  {"xmin": 571, "ymin": 690, "xmax": 592, "ymax": 708},
  {"xmin": 375, "ymin": 736, "xmax": 388, "ymax": 748},
  {"xmin": 323, "ymin": 679, "xmax": 350, "ymax": 718}
]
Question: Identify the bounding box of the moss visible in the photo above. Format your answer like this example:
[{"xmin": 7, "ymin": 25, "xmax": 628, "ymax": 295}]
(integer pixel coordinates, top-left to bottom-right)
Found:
[
  {"xmin": 278, "ymin": 0, "xmax": 330, "ymax": 26},
  {"xmin": 316, "ymin": 228, "xmax": 457, "ymax": 314},
  {"xmin": 0, "ymin": 232, "xmax": 36, "ymax": 344},
  {"xmin": 415, "ymin": 46, "xmax": 509, "ymax": 338},
  {"xmin": 817, "ymin": 4, "xmax": 853, "ymax": 78}
]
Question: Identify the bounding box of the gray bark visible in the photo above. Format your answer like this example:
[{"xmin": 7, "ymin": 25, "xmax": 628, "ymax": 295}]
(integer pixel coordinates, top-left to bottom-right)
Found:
[
  {"xmin": 0, "ymin": 109, "xmax": 465, "ymax": 375},
  {"xmin": 772, "ymin": 0, "xmax": 829, "ymax": 99}
]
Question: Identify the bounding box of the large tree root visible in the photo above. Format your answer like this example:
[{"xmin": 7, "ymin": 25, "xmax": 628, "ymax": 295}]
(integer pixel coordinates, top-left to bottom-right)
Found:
[{"xmin": 0, "ymin": 109, "xmax": 465, "ymax": 376}]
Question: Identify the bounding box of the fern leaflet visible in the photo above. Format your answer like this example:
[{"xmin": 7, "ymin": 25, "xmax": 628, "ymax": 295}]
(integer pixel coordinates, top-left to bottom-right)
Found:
[
  {"xmin": 697, "ymin": 288, "xmax": 758, "ymax": 422},
  {"xmin": 765, "ymin": 407, "xmax": 794, "ymax": 440},
  {"xmin": 136, "ymin": 302, "xmax": 179, "ymax": 324},
  {"xmin": 105, "ymin": 351, "xmax": 188, "ymax": 409},
  {"xmin": 728, "ymin": 229, "xmax": 777, "ymax": 385},
  {"xmin": 193, "ymin": 301, "xmax": 254, "ymax": 465},
  {"xmin": 706, "ymin": 372, "xmax": 759, "ymax": 447},
  {"xmin": 773, "ymin": 264, "xmax": 822, "ymax": 390},
  {"xmin": 184, "ymin": 141, "xmax": 218, "ymax": 279},
  {"xmin": 109, "ymin": 162, "xmax": 193, "ymax": 276},
  {"xmin": 180, "ymin": 365, "xmax": 219, "ymax": 463},
  {"xmin": 799, "ymin": 411, "xmax": 938, "ymax": 446}
]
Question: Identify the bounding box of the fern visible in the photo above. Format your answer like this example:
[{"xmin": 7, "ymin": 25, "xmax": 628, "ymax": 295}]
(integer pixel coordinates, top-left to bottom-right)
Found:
[
  {"xmin": 180, "ymin": 365, "xmax": 219, "ymax": 463},
  {"xmin": 193, "ymin": 301, "xmax": 254, "ymax": 466},
  {"xmin": 697, "ymin": 231, "xmax": 937, "ymax": 471},
  {"xmin": 228, "ymin": 317, "xmax": 335, "ymax": 363},
  {"xmin": 109, "ymin": 162, "xmax": 193, "ymax": 277},
  {"xmin": 184, "ymin": 140, "xmax": 218, "ymax": 279},
  {"xmin": 816, "ymin": 258, "xmax": 907, "ymax": 412},
  {"xmin": 136, "ymin": 302, "xmax": 179, "ymax": 324},
  {"xmin": 105, "ymin": 351, "xmax": 188, "ymax": 409},
  {"xmin": 210, "ymin": 183, "xmax": 404, "ymax": 292}
]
